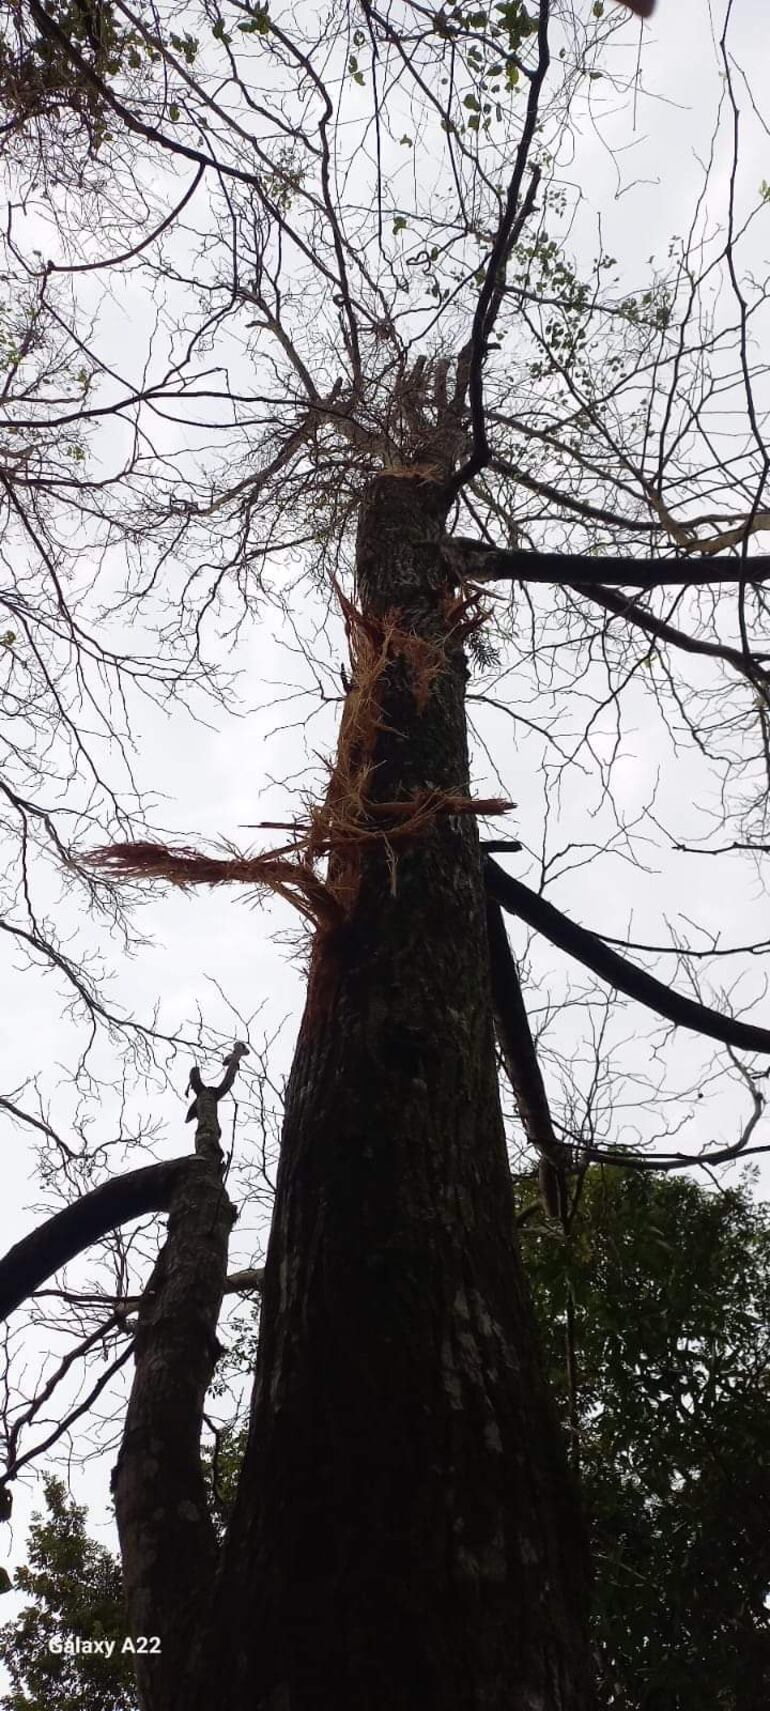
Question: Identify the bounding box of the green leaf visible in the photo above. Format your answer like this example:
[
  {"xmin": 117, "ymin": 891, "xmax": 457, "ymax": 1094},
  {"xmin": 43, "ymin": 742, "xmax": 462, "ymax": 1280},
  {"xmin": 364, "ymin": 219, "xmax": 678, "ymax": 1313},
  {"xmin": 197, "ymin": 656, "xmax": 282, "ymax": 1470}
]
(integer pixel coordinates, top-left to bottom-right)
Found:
[
  {"xmin": 170, "ymin": 31, "xmax": 199, "ymax": 62},
  {"xmin": 237, "ymin": 9, "xmax": 270, "ymax": 35}
]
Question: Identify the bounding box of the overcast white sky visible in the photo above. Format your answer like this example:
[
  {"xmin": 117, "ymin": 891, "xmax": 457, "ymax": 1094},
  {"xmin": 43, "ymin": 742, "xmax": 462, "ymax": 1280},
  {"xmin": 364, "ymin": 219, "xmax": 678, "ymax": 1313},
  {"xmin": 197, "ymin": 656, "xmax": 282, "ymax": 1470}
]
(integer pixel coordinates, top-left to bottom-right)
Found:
[{"xmin": 1, "ymin": 0, "xmax": 770, "ymax": 1647}]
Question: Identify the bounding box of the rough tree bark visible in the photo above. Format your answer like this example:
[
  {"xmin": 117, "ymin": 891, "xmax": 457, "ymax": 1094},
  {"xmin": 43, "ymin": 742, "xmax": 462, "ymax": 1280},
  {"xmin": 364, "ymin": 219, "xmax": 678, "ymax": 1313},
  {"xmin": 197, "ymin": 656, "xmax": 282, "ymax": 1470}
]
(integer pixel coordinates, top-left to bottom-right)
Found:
[
  {"xmin": 190, "ymin": 475, "xmax": 595, "ymax": 1711},
  {"xmin": 113, "ymin": 1062, "xmax": 239, "ymax": 1711}
]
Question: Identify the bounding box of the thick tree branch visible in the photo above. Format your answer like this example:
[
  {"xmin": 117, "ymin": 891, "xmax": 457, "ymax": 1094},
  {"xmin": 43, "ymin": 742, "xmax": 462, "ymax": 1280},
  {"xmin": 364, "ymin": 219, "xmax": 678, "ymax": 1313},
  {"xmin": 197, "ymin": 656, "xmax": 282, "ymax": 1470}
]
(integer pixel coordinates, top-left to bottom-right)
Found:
[
  {"xmin": 484, "ymin": 857, "xmax": 770, "ymax": 1056},
  {"xmin": 485, "ymin": 895, "xmax": 566, "ymax": 1221},
  {"xmin": 226, "ymin": 1266, "xmax": 264, "ymax": 1294},
  {"xmin": 446, "ymin": 539, "xmax": 770, "ymax": 588},
  {"xmin": 0, "ymin": 1158, "xmax": 193, "ymax": 1324},
  {"xmin": 447, "ymin": 0, "xmax": 550, "ymax": 495}
]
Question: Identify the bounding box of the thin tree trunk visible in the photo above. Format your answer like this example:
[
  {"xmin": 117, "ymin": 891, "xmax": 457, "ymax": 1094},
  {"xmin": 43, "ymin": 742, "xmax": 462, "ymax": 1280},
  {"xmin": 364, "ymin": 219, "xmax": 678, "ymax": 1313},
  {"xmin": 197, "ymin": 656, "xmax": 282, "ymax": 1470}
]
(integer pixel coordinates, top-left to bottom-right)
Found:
[
  {"xmin": 114, "ymin": 1151, "xmax": 235, "ymax": 1711},
  {"xmin": 194, "ymin": 476, "xmax": 594, "ymax": 1710}
]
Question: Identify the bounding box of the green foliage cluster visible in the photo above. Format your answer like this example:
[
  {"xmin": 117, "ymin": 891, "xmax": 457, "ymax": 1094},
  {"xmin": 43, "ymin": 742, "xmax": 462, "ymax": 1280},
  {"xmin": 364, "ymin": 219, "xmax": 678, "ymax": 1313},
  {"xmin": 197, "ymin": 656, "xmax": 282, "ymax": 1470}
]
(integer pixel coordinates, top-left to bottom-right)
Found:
[
  {"xmin": 0, "ymin": 1, "xmax": 186, "ymax": 156},
  {"xmin": 0, "ymin": 1, "xmax": 118, "ymax": 144},
  {"xmin": 522, "ymin": 1166, "xmax": 770, "ymax": 1709},
  {"xmin": 0, "ymin": 1478, "xmax": 135, "ymax": 1711},
  {"xmin": 434, "ymin": 1, "xmax": 536, "ymax": 131}
]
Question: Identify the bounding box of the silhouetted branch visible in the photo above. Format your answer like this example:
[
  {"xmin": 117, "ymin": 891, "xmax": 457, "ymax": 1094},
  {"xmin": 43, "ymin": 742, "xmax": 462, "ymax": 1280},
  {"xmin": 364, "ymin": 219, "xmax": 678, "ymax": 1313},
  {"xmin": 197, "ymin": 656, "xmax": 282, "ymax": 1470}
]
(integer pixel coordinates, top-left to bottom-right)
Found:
[
  {"xmin": 0, "ymin": 1158, "xmax": 194, "ymax": 1323},
  {"xmin": 484, "ymin": 857, "xmax": 770, "ymax": 1056},
  {"xmin": 486, "ymin": 895, "xmax": 567, "ymax": 1221},
  {"xmin": 446, "ymin": 539, "xmax": 770, "ymax": 589}
]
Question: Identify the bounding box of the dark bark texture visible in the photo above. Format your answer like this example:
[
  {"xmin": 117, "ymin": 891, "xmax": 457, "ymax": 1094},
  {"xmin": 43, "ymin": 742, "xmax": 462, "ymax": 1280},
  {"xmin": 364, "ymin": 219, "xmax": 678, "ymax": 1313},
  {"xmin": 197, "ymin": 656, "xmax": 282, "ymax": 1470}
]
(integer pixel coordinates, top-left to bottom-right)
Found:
[
  {"xmin": 113, "ymin": 1146, "xmax": 236, "ymax": 1711},
  {"xmin": 194, "ymin": 476, "xmax": 594, "ymax": 1711}
]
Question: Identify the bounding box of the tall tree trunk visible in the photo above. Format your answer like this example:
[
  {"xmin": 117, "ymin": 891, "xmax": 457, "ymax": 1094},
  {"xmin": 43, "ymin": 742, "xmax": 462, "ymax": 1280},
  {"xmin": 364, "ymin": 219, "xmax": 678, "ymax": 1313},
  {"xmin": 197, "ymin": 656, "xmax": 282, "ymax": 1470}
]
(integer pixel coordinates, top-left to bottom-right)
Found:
[{"xmin": 194, "ymin": 476, "xmax": 594, "ymax": 1710}]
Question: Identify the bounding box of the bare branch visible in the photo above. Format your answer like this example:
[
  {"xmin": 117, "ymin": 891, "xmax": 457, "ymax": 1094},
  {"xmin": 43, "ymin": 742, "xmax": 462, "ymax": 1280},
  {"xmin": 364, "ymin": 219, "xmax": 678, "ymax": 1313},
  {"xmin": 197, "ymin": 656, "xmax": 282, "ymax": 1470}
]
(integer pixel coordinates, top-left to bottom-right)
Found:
[{"xmin": 485, "ymin": 857, "xmax": 770, "ymax": 1057}]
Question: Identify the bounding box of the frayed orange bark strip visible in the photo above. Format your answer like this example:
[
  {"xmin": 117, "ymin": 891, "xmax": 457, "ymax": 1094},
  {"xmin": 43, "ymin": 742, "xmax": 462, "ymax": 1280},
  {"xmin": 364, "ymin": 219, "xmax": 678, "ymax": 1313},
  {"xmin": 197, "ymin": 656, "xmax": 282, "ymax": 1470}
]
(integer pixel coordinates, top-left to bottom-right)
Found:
[
  {"xmin": 364, "ymin": 792, "xmax": 511, "ymax": 821},
  {"xmin": 85, "ymin": 581, "xmax": 508, "ymax": 934},
  {"xmin": 85, "ymin": 786, "xmax": 512, "ymax": 926},
  {"xmin": 83, "ymin": 842, "xmax": 345, "ymax": 929}
]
